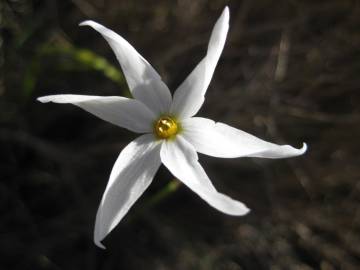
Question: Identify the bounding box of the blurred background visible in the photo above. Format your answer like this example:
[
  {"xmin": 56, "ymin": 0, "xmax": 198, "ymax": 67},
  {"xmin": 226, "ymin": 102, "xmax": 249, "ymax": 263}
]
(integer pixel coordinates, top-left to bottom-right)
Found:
[{"xmin": 1, "ymin": 0, "xmax": 360, "ymax": 269}]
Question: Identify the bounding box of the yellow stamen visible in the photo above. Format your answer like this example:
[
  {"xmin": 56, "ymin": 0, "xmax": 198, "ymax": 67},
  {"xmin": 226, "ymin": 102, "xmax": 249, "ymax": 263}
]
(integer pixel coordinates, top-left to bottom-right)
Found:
[{"xmin": 154, "ymin": 116, "xmax": 179, "ymax": 139}]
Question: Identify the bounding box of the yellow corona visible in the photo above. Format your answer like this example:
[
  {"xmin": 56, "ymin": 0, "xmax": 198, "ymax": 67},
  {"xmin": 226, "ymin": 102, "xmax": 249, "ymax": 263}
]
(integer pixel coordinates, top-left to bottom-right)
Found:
[{"xmin": 154, "ymin": 116, "xmax": 179, "ymax": 139}]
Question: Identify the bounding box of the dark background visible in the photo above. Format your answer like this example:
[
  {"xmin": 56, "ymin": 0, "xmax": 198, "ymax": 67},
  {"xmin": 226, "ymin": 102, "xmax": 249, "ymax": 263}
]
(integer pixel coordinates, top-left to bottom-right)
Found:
[{"xmin": 1, "ymin": 0, "xmax": 360, "ymax": 269}]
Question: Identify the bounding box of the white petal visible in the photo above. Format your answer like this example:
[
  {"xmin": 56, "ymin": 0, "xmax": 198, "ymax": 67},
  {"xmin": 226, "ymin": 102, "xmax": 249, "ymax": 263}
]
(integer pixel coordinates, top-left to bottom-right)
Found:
[
  {"xmin": 79, "ymin": 20, "xmax": 172, "ymax": 115},
  {"xmin": 160, "ymin": 135, "xmax": 249, "ymax": 216},
  {"xmin": 37, "ymin": 94, "xmax": 156, "ymax": 133},
  {"xmin": 170, "ymin": 7, "xmax": 229, "ymax": 119},
  {"xmin": 94, "ymin": 134, "xmax": 161, "ymax": 248},
  {"xmin": 182, "ymin": 117, "xmax": 307, "ymax": 158}
]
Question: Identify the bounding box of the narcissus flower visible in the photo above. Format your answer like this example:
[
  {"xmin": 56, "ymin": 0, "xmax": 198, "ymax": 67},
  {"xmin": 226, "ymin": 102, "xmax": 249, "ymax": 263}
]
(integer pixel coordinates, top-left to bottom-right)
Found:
[{"xmin": 38, "ymin": 7, "xmax": 306, "ymax": 248}]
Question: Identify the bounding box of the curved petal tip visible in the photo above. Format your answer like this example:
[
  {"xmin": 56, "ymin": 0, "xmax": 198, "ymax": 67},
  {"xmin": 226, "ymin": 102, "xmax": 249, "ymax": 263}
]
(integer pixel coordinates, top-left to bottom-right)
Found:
[
  {"xmin": 300, "ymin": 142, "xmax": 308, "ymax": 155},
  {"xmin": 235, "ymin": 204, "xmax": 251, "ymax": 216},
  {"xmin": 224, "ymin": 6, "xmax": 229, "ymax": 16},
  {"xmin": 94, "ymin": 237, "xmax": 106, "ymax": 249},
  {"xmin": 242, "ymin": 206, "xmax": 251, "ymax": 216},
  {"xmin": 37, "ymin": 96, "xmax": 50, "ymax": 103},
  {"xmin": 221, "ymin": 6, "xmax": 229, "ymax": 25},
  {"xmin": 79, "ymin": 20, "xmax": 94, "ymax": 27},
  {"xmin": 284, "ymin": 142, "xmax": 308, "ymax": 158}
]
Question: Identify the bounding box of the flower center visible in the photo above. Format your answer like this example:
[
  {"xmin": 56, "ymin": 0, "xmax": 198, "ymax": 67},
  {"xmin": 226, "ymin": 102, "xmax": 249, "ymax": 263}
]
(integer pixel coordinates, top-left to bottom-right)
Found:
[{"xmin": 154, "ymin": 116, "xmax": 178, "ymax": 139}]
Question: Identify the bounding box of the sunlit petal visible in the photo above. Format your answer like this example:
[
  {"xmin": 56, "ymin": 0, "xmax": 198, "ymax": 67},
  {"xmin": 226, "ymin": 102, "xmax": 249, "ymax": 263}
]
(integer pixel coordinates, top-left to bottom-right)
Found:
[
  {"xmin": 94, "ymin": 134, "xmax": 161, "ymax": 248},
  {"xmin": 170, "ymin": 7, "xmax": 229, "ymax": 119},
  {"xmin": 160, "ymin": 135, "xmax": 250, "ymax": 216},
  {"xmin": 38, "ymin": 94, "xmax": 156, "ymax": 133},
  {"xmin": 182, "ymin": 117, "xmax": 307, "ymax": 158},
  {"xmin": 80, "ymin": 20, "xmax": 172, "ymax": 115}
]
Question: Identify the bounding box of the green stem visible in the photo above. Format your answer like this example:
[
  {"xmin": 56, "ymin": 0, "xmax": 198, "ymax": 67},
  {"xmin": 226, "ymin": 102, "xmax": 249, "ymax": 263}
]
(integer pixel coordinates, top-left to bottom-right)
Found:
[
  {"xmin": 128, "ymin": 179, "xmax": 181, "ymax": 223},
  {"xmin": 146, "ymin": 179, "xmax": 181, "ymax": 208}
]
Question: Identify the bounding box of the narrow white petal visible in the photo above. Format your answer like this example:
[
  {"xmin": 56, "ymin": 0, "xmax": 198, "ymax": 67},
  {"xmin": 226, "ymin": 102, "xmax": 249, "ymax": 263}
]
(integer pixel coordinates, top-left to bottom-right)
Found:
[
  {"xmin": 94, "ymin": 134, "xmax": 161, "ymax": 248},
  {"xmin": 37, "ymin": 94, "xmax": 156, "ymax": 133},
  {"xmin": 160, "ymin": 135, "xmax": 249, "ymax": 216},
  {"xmin": 162, "ymin": 135, "xmax": 216, "ymax": 191},
  {"xmin": 79, "ymin": 20, "xmax": 172, "ymax": 114},
  {"xmin": 170, "ymin": 7, "xmax": 229, "ymax": 119},
  {"xmin": 182, "ymin": 117, "xmax": 307, "ymax": 158}
]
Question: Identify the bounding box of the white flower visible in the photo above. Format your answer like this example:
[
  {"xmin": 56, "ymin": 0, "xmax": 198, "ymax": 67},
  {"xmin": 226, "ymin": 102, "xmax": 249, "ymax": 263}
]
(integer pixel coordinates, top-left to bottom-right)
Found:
[{"xmin": 38, "ymin": 7, "xmax": 307, "ymax": 248}]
